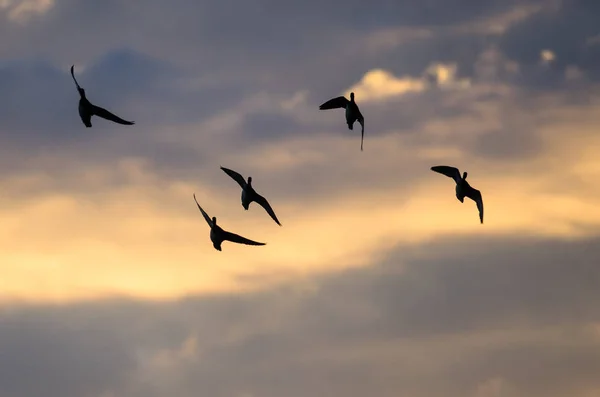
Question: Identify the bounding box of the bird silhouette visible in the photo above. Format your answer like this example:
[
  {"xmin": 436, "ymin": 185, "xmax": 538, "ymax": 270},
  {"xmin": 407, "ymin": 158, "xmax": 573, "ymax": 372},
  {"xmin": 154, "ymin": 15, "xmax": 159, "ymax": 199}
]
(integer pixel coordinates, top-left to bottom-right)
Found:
[
  {"xmin": 193, "ymin": 193, "xmax": 266, "ymax": 251},
  {"xmin": 431, "ymin": 165, "xmax": 484, "ymax": 224},
  {"xmin": 220, "ymin": 166, "xmax": 282, "ymax": 226},
  {"xmin": 319, "ymin": 92, "xmax": 365, "ymax": 151},
  {"xmin": 70, "ymin": 65, "xmax": 135, "ymax": 128}
]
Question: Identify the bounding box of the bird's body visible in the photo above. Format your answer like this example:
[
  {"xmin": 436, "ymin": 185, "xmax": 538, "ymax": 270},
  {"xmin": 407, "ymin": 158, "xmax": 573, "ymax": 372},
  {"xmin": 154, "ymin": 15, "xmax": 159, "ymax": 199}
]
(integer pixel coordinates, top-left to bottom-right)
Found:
[
  {"xmin": 319, "ymin": 92, "xmax": 365, "ymax": 151},
  {"xmin": 78, "ymin": 99, "xmax": 91, "ymax": 126},
  {"xmin": 220, "ymin": 166, "xmax": 282, "ymax": 226},
  {"xmin": 193, "ymin": 194, "xmax": 266, "ymax": 251},
  {"xmin": 241, "ymin": 188, "xmax": 251, "ymax": 209},
  {"xmin": 455, "ymin": 180, "xmax": 466, "ymax": 203},
  {"xmin": 70, "ymin": 65, "xmax": 135, "ymax": 128},
  {"xmin": 431, "ymin": 165, "xmax": 484, "ymax": 224}
]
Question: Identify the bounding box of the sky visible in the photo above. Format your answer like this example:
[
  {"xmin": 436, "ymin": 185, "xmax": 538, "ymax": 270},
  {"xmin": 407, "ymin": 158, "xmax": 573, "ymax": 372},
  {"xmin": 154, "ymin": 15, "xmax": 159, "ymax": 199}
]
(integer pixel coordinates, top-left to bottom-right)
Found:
[{"xmin": 0, "ymin": 0, "xmax": 599, "ymax": 396}]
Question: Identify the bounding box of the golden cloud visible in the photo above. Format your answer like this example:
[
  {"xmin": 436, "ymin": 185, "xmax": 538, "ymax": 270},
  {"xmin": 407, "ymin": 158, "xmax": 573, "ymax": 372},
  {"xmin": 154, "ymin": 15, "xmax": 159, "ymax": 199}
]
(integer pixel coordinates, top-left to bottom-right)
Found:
[
  {"xmin": 1, "ymin": 77, "xmax": 600, "ymax": 304},
  {"xmin": 0, "ymin": 0, "xmax": 54, "ymax": 22},
  {"xmin": 344, "ymin": 63, "xmax": 470, "ymax": 102}
]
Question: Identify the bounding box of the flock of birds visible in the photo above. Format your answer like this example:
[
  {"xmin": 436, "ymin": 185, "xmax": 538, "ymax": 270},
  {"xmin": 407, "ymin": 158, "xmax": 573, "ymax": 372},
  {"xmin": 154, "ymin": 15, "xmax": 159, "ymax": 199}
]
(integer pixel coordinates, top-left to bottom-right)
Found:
[{"xmin": 69, "ymin": 64, "xmax": 484, "ymax": 252}]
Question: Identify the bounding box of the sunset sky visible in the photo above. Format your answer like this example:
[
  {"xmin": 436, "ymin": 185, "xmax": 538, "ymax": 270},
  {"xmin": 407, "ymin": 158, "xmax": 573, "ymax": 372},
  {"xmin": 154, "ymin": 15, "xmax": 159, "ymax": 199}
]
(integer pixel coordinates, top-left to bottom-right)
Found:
[{"xmin": 1, "ymin": 0, "xmax": 600, "ymax": 396}]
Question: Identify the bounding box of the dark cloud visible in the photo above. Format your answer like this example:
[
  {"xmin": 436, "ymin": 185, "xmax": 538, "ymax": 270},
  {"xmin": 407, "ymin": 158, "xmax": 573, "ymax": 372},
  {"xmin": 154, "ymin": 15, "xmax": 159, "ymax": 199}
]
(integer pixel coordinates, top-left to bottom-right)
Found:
[
  {"xmin": 0, "ymin": 0, "xmax": 593, "ymax": 173},
  {"xmin": 471, "ymin": 126, "xmax": 542, "ymax": 160},
  {"xmin": 0, "ymin": 0, "xmax": 598, "ymax": 211},
  {"xmin": 0, "ymin": 58, "xmax": 76, "ymax": 145},
  {"xmin": 0, "ymin": 0, "xmax": 552, "ymax": 98},
  {"xmin": 0, "ymin": 309, "xmax": 135, "ymax": 397},
  {"xmin": 239, "ymin": 111, "xmax": 307, "ymax": 141},
  {"xmin": 0, "ymin": 2, "xmax": 598, "ymax": 396},
  {"xmin": 498, "ymin": 0, "xmax": 600, "ymax": 85},
  {"xmin": 1, "ymin": 233, "xmax": 600, "ymax": 397},
  {"xmin": 0, "ymin": 46, "xmax": 255, "ymax": 190},
  {"xmin": 0, "ymin": 47, "xmax": 248, "ymax": 141}
]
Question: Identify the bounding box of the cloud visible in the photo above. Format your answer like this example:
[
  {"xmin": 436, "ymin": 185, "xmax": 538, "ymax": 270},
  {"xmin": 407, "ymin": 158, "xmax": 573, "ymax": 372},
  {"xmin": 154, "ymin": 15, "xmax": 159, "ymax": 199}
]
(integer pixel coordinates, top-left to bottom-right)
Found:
[
  {"xmin": 497, "ymin": 0, "xmax": 600, "ymax": 84},
  {"xmin": 0, "ymin": 49, "xmax": 170, "ymax": 144},
  {"xmin": 2, "ymin": 94, "xmax": 600, "ymax": 303},
  {"xmin": 540, "ymin": 49, "xmax": 556, "ymax": 63},
  {"xmin": 0, "ymin": 2, "xmax": 600, "ymax": 396},
  {"xmin": 361, "ymin": 2, "xmax": 548, "ymax": 54},
  {"xmin": 342, "ymin": 63, "xmax": 471, "ymax": 102},
  {"xmin": 453, "ymin": 2, "xmax": 548, "ymax": 35},
  {"xmin": 0, "ymin": 40, "xmax": 600, "ymax": 304},
  {"xmin": 1, "ymin": 233, "xmax": 600, "ymax": 397},
  {"xmin": 586, "ymin": 34, "xmax": 600, "ymax": 47},
  {"xmin": 565, "ymin": 65, "xmax": 585, "ymax": 81},
  {"xmin": 474, "ymin": 378, "xmax": 513, "ymax": 397},
  {"xmin": 0, "ymin": 308, "xmax": 134, "ymax": 397},
  {"xmin": 343, "ymin": 69, "xmax": 426, "ymax": 101},
  {"xmin": 0, "ymin": 0, "xmax": 54, "ymax": 22}
]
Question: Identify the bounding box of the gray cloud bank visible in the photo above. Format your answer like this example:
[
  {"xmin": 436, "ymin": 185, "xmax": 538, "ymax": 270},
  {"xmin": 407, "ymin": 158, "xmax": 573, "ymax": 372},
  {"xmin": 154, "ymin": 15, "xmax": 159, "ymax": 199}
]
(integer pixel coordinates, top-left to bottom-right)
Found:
[
  {"xmin": 1, "ymin": 1, "xmax": 600, "ymax": 396},
  {"xmin": 0, "ymin": 0, "xmax": 598, "ymax": 189},
  {"xmin": 1, "ymin": 233, "xmax": 599, "ymax": 397}
]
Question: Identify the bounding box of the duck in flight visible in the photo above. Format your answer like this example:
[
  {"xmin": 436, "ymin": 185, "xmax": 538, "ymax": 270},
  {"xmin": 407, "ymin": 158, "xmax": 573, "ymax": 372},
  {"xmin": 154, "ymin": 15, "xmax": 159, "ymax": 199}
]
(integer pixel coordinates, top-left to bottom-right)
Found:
[
  {"xmin": 193, "ymin": 194, "xmax": 266, "ymax": 251},
  {"xmin": 430, "ymin": 165, "xmax": 484, "ymax": 224},
  {"xmin": 220, "ymin": 166, "xmax": 282, "ymax": 226},
  {"xmin": 319, "ymin": 92, "xmax": 365, "ymax": 151},
  {"xmin": 70, "ymin": 65, "xmax": 135, "ymax": 128}
]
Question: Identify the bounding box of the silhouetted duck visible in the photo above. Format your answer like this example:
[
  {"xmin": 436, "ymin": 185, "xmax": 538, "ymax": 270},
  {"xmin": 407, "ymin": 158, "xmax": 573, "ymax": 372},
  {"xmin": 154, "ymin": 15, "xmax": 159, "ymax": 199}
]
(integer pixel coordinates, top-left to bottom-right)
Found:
[
  {"xmin": 431, "ymin": 165, "xmax": 484, "ymax": 224},
  {"xmin": 193, "ymin": 194, "xmax": 266, "ymax": 251},
  {"xmin": 220, "ymin": 166, "xmax": 282, "ymax": 226},
  {"xmin": 319, "ymin": 92, "xmax": 365, "ymax": 151},
  {"xmin": 70, "ymin": 65, "xmax": 135, "ymax": 128}
]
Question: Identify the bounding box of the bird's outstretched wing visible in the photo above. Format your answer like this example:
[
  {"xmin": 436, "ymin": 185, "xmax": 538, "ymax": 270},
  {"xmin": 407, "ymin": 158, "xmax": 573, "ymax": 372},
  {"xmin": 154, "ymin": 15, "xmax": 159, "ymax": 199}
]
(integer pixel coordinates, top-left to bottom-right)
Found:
[
  {"xmin": 222, "ymin": 231, "xmax": 266, "ymax": 246},
  {"xmin": 220, "ymin": 166, "xmax": 247, "ymax": 189},
  {"xmin": 254, "ymin": 192, "xmax": 282, "ymax": 226},
  {"xmin": 319, "ymin": 96, "xmax": 349, "ymax": 110},
  {"xmin": 466, "ymin": 188, "xmax": 484, "ymax": 224},
  {"xmin": 91, "ymin": 104, "xmax": 135, "ymax": 125},
  {"xmin": 431, "ymin": 165, "xmax": 462, "ymax": 184},
  {"xmin": 193, "ymin": 193, "xmax": 213, "ymax": 227}
]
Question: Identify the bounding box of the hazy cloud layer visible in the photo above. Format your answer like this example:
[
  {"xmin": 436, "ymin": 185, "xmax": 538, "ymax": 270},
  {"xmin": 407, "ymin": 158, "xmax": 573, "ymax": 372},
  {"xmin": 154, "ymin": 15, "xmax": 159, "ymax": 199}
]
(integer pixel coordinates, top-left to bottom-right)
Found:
[
  {"xmin": 1, "ymin": 234, "xmax": 599, "ymax": 397},
  {"xmin": 0, "ymin": 0, "xmax": 598, "ymax": 301},
  {"xmin": 1, "ymin": 0, "xmax": 600, "ymax": 396}
]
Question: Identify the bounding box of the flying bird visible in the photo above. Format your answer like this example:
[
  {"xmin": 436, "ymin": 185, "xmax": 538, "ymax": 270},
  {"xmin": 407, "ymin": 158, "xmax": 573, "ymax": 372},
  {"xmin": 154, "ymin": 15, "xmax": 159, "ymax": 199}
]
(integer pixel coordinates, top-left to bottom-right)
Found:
[
  {"xmin": 319, "ymin": 92, "xmax": 365, "ymax": 151},
  {"xmin": 220, "ymin": 166, "xmax": 282, "ymax": 226},
  {"xmin": 193, "ymin": 194, "xmax": 266, "ymax": 251},
  {"xmin": 70, "ymin": 65, "xmax": 135, "ymax": 128},
  {"xmin": 430, "ymin": 165, "xmax": 484, "ymax": 224}
]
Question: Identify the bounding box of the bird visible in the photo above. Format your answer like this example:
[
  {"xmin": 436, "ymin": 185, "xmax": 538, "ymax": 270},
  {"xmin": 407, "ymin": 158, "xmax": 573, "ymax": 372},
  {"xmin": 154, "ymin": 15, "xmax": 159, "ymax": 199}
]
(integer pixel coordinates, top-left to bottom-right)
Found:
[
  {"xmin": 319, "ymin": 92, "xmax": 365, "ymax": 151},
  {"xmin": 70, "ymin": 65, "xmax": 135, "ymax": 128},
  {"xmin": 220, "ymin": 166, "xmax": 282, "ymax": 226},
  {"xmin": 430, "ymin": 165, "xmax": 484, "ymax": 224},
  {"xmin": 192, "ymin": 193, "xmax": 266, "ymax": 251}
]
